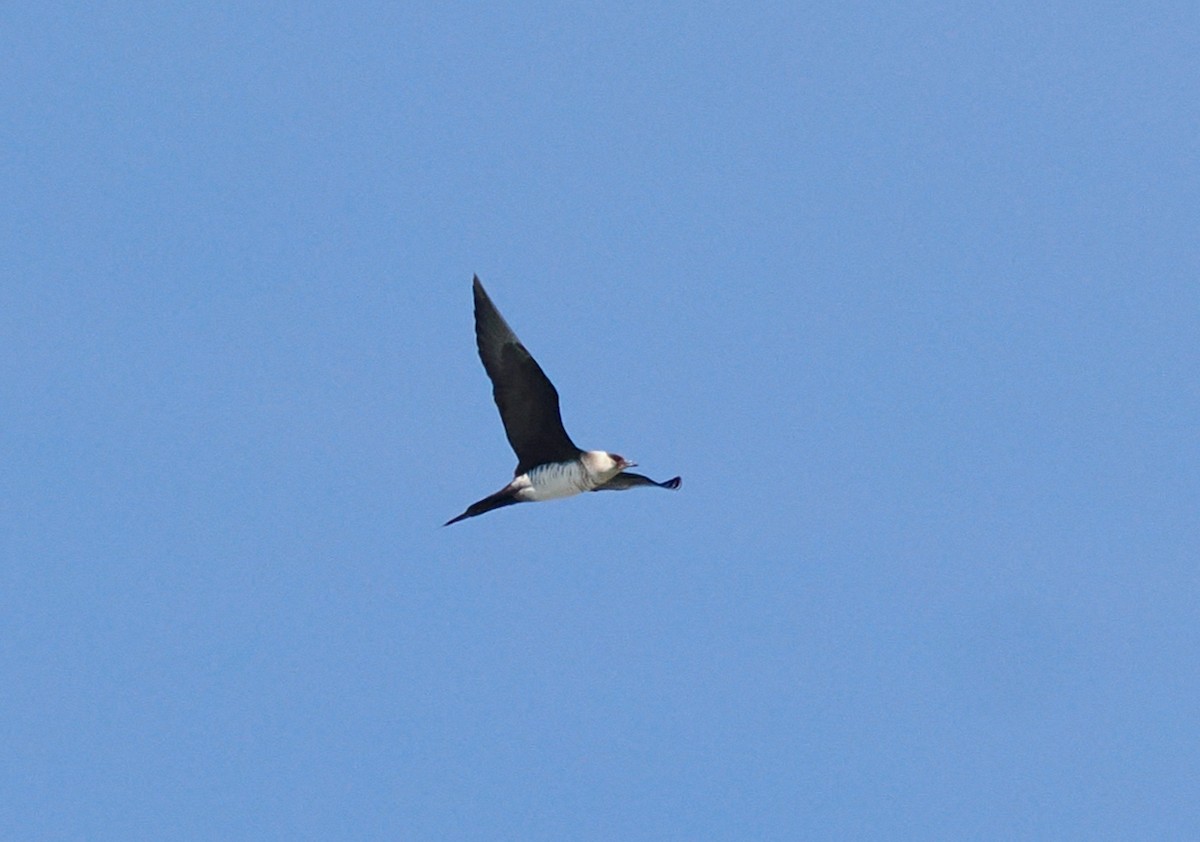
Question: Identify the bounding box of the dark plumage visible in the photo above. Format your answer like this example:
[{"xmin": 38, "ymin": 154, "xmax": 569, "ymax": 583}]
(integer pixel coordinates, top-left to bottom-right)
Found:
[
  {"xmin": 444, "ymin": 276, "xmax": 681, "ymax": 526},
  {"xmin": 471, "ymin": 277, "xmax": 582, "ymax": 475}
]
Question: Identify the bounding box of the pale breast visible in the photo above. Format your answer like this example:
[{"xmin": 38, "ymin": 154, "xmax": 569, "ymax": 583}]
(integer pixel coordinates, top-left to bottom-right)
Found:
[{"xmin": 521, "ymin": 461, "xmax": 590, "ymax": 501}]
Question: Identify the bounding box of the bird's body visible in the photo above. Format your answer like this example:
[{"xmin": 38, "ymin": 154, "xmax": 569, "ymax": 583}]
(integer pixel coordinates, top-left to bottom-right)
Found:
[
  {"xmin": 522, "ymin": 452, "xmax": 617, "ymax": 500},
  {"xmin": 521, "ymin": 460, "xmax": 592, "ymax": 501},
  {"xmin": 445, "ymin": 277, "xmax": 681, "ymax": 526}
]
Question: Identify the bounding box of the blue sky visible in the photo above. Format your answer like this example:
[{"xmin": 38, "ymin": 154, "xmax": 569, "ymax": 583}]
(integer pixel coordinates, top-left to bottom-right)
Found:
[{"xmin": 3, "ymin": 2, "xmax": 1197, "ymax": 838}]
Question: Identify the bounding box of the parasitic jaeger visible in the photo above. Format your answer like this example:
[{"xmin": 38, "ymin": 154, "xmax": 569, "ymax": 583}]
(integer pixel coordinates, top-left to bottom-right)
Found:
[{"xmin": 444, "ymin": 276, "xmax": 681, "ymax": 526}]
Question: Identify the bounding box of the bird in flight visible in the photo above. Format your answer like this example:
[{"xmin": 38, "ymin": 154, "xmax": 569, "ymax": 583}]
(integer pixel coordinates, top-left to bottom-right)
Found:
[{"xmin": 445, "ymin": 276, "xmax": 681, "ymax": 526}]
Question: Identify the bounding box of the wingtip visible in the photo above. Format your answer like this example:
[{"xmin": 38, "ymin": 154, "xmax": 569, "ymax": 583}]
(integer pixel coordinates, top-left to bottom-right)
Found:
[
  {"xmin": 664, "ymin": 476, "xmax": 682, "ymax": 489},
  {"xmin": 472, "ymin": 275, "xmax": 491, "ymax": 307}
]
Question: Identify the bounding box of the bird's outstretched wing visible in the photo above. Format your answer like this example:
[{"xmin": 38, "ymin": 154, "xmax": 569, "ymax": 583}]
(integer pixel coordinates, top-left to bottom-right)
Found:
[
  {"xmin": 473, "ymin": 276, "xmax": 582, "ymax": 475},
  {"xmin": 593, "ymin": 472, "xmax": 682, "ymax": 491}
]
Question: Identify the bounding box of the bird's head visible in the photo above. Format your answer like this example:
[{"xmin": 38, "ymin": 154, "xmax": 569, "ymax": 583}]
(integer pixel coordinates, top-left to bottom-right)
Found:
[
  {"xmin": 607, "ymin": 452, "xmax": 636, "ymax": 472},
  {"xmin": 584, "ymin": 450, "xmax": 636, "ymax": 480}
]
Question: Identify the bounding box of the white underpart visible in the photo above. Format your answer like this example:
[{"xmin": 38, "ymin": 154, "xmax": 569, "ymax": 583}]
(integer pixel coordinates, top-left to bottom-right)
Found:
[{"xmin": 512, "ymin": 451, "xmax": 625, "ymax": 502}]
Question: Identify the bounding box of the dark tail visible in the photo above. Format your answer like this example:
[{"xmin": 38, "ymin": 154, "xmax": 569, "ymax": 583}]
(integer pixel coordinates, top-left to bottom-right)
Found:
[{"xmin": 443, "ymin": 487, "xmax": 521, "ymax": 526}]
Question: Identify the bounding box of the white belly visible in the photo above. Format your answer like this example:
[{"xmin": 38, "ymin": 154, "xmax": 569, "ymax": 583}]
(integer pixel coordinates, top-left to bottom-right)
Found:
[{"xmin": 515, "ymin": 462, "xmax": 590, "ymax": 502}]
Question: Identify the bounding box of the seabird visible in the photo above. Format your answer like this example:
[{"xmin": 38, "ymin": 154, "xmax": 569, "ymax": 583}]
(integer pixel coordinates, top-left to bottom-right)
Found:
[{"xmin": 444, "ymin": 276, "xmax": 681, "ymax": 526}]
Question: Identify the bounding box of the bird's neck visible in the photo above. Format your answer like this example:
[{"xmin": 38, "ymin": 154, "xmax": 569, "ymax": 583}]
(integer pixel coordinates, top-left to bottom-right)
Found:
[{"xmin": 579, "ymin": 450, "xmax": 621, "ymax": 483}]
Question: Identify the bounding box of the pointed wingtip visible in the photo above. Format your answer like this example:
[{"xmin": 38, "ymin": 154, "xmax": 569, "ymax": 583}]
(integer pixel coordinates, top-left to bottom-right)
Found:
[
  {"xmin": 664, "ymin": 476, "xmax": 682, "ymax": 489},
  {"xmin": 472, "ymin": 275, "xmax": 491, "ymax": 308}
]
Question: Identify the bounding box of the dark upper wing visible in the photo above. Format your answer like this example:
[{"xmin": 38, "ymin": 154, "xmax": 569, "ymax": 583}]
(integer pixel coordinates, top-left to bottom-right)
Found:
[
  {"xmin": 473, "ymin": 276, "xmax": 581, "ymax": 474},
  {"xmin": 592, "ymin": 472, "xmax": 682, "ymax": 491}
]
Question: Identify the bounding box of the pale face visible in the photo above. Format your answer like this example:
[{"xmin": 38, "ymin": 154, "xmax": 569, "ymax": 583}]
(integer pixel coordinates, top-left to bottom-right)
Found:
[
  {"xmin": 607, "ymin": 452, "xmax": 634, "ymax": 472},
  {"xmin": 583, "ymin": 450, "xmax": 636, "ymax": 480}
]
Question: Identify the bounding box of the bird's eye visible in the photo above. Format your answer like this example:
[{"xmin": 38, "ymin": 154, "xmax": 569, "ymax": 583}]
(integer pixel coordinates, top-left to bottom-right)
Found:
[{"xmin": 610, "ymin": 453, "xmax": 624, "ymax": 463}]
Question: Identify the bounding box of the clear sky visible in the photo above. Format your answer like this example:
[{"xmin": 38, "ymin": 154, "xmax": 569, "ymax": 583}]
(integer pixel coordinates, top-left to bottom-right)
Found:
[{"xmin": 3, "ymin": 3, "xmax": 1197, "ymax": 839}]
